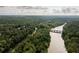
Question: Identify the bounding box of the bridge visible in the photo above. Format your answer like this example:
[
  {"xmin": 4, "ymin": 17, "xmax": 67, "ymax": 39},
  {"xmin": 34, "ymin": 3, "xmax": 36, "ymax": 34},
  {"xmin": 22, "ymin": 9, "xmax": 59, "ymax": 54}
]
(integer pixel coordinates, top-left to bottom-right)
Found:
[
  {"xmin": 50, "ymin": 30, "xmax": 62, "ymax": 33},
  {"xmin": 50, "ymin": 23, "xmax": 66, "ymax": 34}
]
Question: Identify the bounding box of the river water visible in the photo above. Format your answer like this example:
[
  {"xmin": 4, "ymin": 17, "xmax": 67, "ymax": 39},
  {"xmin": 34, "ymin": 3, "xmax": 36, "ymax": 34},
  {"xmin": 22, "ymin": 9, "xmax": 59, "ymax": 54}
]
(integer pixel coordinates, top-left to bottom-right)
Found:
[{"xmin": 48, "ymin": 23, "xmax": 67, "ymax": 53}]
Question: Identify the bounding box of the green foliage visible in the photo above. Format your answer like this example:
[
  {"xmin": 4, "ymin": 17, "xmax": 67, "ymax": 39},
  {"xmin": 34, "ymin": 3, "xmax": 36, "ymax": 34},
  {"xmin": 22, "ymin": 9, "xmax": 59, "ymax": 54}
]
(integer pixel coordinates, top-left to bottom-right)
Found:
[
  {"xmin": 62, "ymin": 21, "xmax": 79, "ymax": 53},
  {"xmin": 11, "ymin": 25, "xmax": 50, "ymax": 53},
  {"xmin": 0, "ymin": 16, "xmax": 65, "ymax": 53},
  {"xmin": 0, "ymin": 24, "xmax": 35, "ymax": 52}
]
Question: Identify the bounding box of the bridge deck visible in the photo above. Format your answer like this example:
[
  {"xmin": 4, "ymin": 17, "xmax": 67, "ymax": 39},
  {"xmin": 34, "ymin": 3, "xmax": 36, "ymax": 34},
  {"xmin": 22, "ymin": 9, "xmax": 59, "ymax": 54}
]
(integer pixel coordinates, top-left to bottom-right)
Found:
[{"xmin": 50, "ymin": 30, "xmax": 62, "ymax": 33}]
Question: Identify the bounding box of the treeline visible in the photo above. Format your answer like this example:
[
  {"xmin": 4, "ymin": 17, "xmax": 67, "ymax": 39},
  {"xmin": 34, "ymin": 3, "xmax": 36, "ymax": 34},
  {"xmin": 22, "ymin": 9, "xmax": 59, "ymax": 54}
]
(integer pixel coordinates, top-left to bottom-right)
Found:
[{"xmin": 62, "ymin": 21, "xmax": 79, "ymax": 53}]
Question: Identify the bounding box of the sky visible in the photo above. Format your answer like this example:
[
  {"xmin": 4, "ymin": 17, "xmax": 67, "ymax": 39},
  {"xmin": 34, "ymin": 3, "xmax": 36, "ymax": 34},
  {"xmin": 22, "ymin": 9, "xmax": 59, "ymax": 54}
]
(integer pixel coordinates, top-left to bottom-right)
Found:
[{"xmin": 0, "ymin": 6, "xmax": 79, "ymax": 15}]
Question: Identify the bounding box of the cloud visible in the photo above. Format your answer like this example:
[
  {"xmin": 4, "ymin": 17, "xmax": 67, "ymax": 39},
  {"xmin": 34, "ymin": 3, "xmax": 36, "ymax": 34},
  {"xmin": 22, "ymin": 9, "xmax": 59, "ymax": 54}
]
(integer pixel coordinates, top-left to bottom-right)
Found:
[{"xmin": 0, "ymin": 6, "xmax": 79, "ymax": 15}]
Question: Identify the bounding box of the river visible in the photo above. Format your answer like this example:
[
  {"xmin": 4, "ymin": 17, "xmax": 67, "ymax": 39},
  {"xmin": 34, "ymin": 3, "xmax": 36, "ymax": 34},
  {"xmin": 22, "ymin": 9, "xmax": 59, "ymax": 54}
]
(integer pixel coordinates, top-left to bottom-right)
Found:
[{"xmin": 48, "ymin": 23, "xmax": 67, "ymax": 53}]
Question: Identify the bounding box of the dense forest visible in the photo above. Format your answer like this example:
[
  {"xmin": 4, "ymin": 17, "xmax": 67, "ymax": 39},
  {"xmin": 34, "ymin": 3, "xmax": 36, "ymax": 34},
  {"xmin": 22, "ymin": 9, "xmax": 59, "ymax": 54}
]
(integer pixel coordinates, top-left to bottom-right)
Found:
[
  {"xmin": 0, "ymin": 15, "xmax": 79, "ymax": 53},
  {"xmin": 0, "ymin": 16, "xmax": 66, "ymax": 53},
  {"xmin": 62, "ymin": 21, "xmax": 79, "ymax": 53}
]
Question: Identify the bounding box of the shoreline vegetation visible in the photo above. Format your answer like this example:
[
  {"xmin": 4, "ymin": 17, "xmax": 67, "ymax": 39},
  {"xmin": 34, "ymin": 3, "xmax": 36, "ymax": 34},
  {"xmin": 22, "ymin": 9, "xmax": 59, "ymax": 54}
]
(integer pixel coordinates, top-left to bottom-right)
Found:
[
  {"xmin": 62, "ymin": 21, "xmax": 79, "ymax": 53},
  {"xmin": 0, "ymin": 16, "xmax": 79, "ymax": 53}
]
